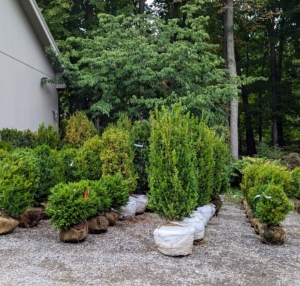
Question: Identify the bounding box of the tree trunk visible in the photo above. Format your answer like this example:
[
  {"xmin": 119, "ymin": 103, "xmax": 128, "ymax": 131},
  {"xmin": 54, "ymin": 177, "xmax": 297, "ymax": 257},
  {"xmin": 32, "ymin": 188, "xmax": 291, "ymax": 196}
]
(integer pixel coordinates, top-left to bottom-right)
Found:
[
  {"xmin": 173, "ymin": 2, "xmax": 179, "ymax": 19},
  {"xmin": 225, "ymin": 0, "xmax": 239, "ymax": 160},
  {"xmin": 241, "ymin": 86, "xmax": 256, "ymax": 156},
  {"xmin": 139, "ymin": 0, "xmax": 145, "ymax": 14},
  {"xmin": 269, "ymin": 8, "xmax": 278, "ymax": 145},
  {"xmin": 85, "ymin": 4, "xmax": 93, "ymax": 21}
]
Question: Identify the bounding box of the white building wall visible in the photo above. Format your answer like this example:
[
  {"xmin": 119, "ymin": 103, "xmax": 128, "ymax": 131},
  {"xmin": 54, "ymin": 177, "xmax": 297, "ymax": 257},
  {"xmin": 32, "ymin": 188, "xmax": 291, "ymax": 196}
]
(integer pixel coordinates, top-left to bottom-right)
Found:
[{"xmin": 0, "ymin": 0, "xmax": 58, "ymax": 131}]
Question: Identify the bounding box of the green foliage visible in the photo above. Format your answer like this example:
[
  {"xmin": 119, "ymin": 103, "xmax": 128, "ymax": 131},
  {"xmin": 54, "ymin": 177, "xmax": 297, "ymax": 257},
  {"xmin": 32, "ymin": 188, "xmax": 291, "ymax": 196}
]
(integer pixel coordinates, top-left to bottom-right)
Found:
[
  {"xmin": 289, "ymin": 167, "xmax": 300, "ymax": 199},
  {"xmin": 147, "ymin": 104, "xmax": 198, "ymax": 221},
  {"xmin": 0, "ymin": 141, "xmax": 14, "ymax": 152},
  {"xmin": 99, "ymin": 173, "xmax": 130, "ymax": 210},
  {"xmin": 281, "ymin": 153, "xmax": 300, "ymax": 171},
  {"xmin": 64, "ymin": 111, "xmax": 97, "ymax": 148},
  {"xmin": 191, "ymin": 119, "xmax": 215, "ymax": 206},
  {"xmin": 46, "ymin": 180, "xmax": 110, "ymax": 230},
  {"xmin": 33, "ymin": 145, "xmax": 65, "ymax": 204},
  {"xmin": 230, "ymin": 156, "xmax": 276, "ymax": 187},
  {"xmin": 36, "ymin": 123, "xmax": 60, "ymax": 149},
  {"xmin": 211, "ymin": 134, "xmax": 231, "ymax": 196},
  {"xmin": 100, "ymin": 125, "xmax": 137, "ymax": 192},
  {"xmin": 254, "ymin": 184, "xmax": 293, "ymax": 226},
  {"xmin": 59, "ymin": 119, "xmax": 68, "ymax": 142},
  {"xmin": 83, "ymin": 135, "xmax": 102, "ymax": 156},
  {"xmin": 255, "ymin": 142, "xmax": 283, "ymax": 160},
  {"xmin": 0, "ymin": 148, "xmax": 39, "ymax": 217},
  {"xmin": 240, "ymin": 161, "xmax": 291, "ymax": 199},
  {"xmin": 131, "ymin": 120, "xmax": 151, "ymax": 194},
  {"xmin": 0, "ymin": 149, "xmax": 8, "ymax": 161},
  {"xmin": 43, "ymin": 6, "xmax": 235, "ymax": 126},
  {"xmin": 59, "ymin": 147, "xmax": 101, "ymax": 183},
  {"xmin": 0, "ymin": 128, "xmax": 36, "ymax": 148}
]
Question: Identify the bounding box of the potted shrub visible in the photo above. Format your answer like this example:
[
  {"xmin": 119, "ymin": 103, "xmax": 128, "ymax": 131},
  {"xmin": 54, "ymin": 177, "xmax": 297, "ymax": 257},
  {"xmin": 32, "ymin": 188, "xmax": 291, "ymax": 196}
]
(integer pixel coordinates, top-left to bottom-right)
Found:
[
  {"xmin": 0, "ymin": 149, "xmax": 39, "ymax": 234},
  {"xmin": 148, "ymin": 104, "xmax": 199, "ymax": 256},
  {"xmin": 99, "ymin": 173, "xmax": 130, "ymax": 222},
  {"xmin": 46, "ymin": 180, "xmax": 111, "ymax": 242}
]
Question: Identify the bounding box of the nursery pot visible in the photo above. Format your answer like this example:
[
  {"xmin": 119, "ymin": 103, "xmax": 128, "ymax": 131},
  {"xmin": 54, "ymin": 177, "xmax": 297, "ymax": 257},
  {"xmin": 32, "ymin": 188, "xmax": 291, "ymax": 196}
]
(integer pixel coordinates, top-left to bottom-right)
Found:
[
  {"xmin": 59, "ymin": 220, "xmax": 88, "ymax": 243},
  {"xmin": 153, "ymin": 222, "xmax": 195, "ymax": 256},
  {"xmin": 0, "ymin": 217, "xmax": 19, "ymax": 235}
]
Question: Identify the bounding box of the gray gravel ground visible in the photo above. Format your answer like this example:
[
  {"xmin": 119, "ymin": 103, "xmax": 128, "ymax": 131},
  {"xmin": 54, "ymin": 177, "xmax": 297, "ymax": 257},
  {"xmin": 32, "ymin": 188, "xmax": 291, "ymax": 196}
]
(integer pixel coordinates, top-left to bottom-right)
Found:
[{"xmin": 1, "ymin": 200, "xmax": 300, "ymax": 286}]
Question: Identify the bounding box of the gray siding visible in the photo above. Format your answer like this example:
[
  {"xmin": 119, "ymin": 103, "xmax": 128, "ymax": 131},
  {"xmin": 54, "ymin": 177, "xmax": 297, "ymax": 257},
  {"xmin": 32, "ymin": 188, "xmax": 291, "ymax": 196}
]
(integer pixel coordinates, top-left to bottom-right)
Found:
[{"xmin": 0, "ymin": 0, "xmax": 58, "ymax": 132}]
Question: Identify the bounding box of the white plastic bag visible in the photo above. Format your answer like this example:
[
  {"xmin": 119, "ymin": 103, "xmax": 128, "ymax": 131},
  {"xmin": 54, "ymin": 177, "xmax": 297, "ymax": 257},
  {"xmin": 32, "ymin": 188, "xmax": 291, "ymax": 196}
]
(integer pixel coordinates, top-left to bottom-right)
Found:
[
  {"xmin": 209, "ymin": 203, "xmax": 216, "ymax": 217},
  {"xmin": 196, "ymin": 205, "xmax": 212, "ymax": 222},
  {"xmin": 154, "ymin": 224, "xmax": 195, "ymax": 256},
  {"xmin": 131, "ymin": 195, "xmax": 148, "ymax": 214},
  {"xmin": 176, "ymin": 215, "xmax": 205, "ymax": 240},
  {"xmin": 119, "ymin": 197, "xmax": 136, "ymax": 219},
  {"xmin": 193, "ymin": 210, "xmax": 208, "ymax": 226}
]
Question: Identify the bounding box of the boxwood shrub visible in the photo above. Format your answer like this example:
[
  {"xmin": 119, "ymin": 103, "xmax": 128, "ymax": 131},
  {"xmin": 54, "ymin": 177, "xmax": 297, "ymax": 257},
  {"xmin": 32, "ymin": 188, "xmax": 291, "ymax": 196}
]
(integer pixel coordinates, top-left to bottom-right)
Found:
[
  {"xmin": 0, "ymin": 148, "xmax": 39, "ymax": 217},
  {"xmin": 33, "ymin": 145, "xmax": 65, "ymax": 204},
  {"xmin": 99, "ymin": 173, "xmax": 130, "ymax": 210},
  {"xmin": 46, "ymin": 180, "xmax": 110, "ymax": 230}
]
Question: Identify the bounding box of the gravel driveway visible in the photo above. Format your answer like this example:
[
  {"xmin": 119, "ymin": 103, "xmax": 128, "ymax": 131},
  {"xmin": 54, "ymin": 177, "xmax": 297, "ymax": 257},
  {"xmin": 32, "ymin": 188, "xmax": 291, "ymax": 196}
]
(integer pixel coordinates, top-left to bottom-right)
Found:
[{"xmin": 1, "ymin": 200, "xmax": 300, "ymax": 286}]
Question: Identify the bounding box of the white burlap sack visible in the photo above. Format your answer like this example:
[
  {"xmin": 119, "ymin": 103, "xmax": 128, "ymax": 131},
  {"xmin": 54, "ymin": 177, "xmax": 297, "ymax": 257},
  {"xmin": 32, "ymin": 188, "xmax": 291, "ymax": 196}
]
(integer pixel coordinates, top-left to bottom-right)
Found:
[
  {"xmin": 131, "ymin": 195, "xmax": 148, "ymax": 214},
  {"xmin": 176, "ymin": 215, "xmax": 205, "ymax": 240},
  {"xmin": 209, "ymin": 203, "xmax": 216, "ymax": 217},
  {"xmin": 193, "ymin": 210, "xmax": 208, "ymax": 226},
  {"xmin": 196, "ymin": 205, "xmax": 213, "ymax": 222},
  {"xmin": 154, "ymin": 224, "xmax": 195, "ymax": 256},
  {"xmin": 119, "ymin": 197, "xmax": 137, "ymax": 219}
]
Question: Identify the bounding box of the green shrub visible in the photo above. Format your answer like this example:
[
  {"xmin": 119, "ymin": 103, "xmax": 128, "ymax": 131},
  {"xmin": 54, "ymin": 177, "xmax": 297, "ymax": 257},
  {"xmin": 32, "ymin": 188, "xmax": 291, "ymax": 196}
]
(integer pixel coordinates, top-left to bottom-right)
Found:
[
  {"xmin": 59, "ymin": 119, "xmax": 68, "ymax": 142},
  {"xmin": 83, "ymin": 135, "xmax": 102, "ymax": 156},
  {"xmin": 191, "ymin": 119, "xmax": 215, "ymax": 205},
  {"xmin": 78, "ymin": 148, "xmax": 101, "ymax": 181},
  {"xmin": 99, "ymin": 173, "xmax": 130, "ymax": 210},
  {"xmin": 131, "ymin": 120, "xmax": 151, "ymax": 194},
  {"xmin": 0, "ymin": 140, "xmax": 13, "ymax": 161},
  {"xmin": 46, "ymin": 180, "xmax": 110, "ymax": 230},
  {"xmin": 33, "ymin": 145, "xmax": 65, "ymax": 204},
  {"xmin": 0, "ymin": 149, "xmax": 8, "ymax": 161},
  {"xmin": 147, "ymin": 104, "xmax": 198, "ymax": 221},
  {"xmin": 254, "ymin": 184, "xmax": 293, "ymax": 226},
  {"xmin": 289, "ymin": 167, "xmax": 300, "ymax": 199},
  {"xmin": 0, "ymin": 148, "xmax": 39, "ymax": 217},
  {"xmin": 255, "ymin": 141, "xmax": 282, "ymax": 160},
  {"xmin": 240, "ymin": 161, "xmax": 291, "ymax": 198},
  {"xmin": 0, "ymin": 141, "xmax": 14, "ymax": 152},
  {"xmin": 0, "ymin": 128, "xmax": 36, "ymax": 148},
  {"xmin": 281, "ymin": 153, "xmax": 300, "ymax": 171},
  {"xmin": 211, "ymin": 134, "xmax": 231, "ymax": 196},
  {"xmin": 100, "ymin": 125, "xmax": 137, "ymax": 192},
  {"xmin": 59, "ymin": 147, "xmax": 101, "ymax": 183},
  {"xmin": 36, "ymin": 123, "xmax": 60, "ymax": 149},
  {"xmin": 64, "ymin": 111, "xmax": 97, "ymax": 148}
]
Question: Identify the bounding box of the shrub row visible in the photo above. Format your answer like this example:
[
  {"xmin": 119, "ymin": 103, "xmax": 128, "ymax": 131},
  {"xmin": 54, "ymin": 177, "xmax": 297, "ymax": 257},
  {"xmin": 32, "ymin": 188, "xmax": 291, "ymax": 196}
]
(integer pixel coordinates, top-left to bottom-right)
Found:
[
  {"xmin": 147, "ymin": 104, "xmax": 230, "ymax": 221},
  {"xmin": 240, "ymin": 161, "xmax": 293, "ymax": 226}
]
